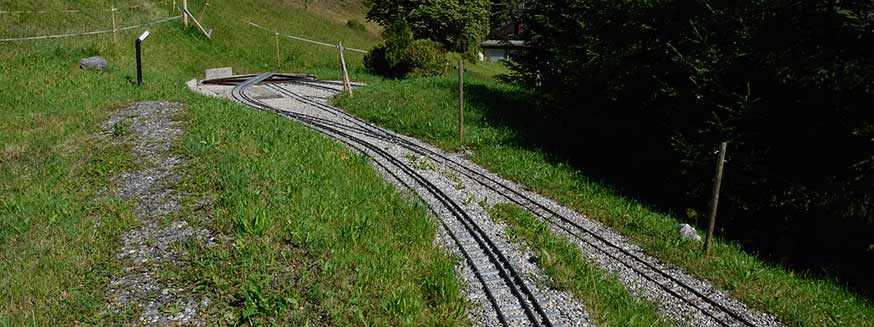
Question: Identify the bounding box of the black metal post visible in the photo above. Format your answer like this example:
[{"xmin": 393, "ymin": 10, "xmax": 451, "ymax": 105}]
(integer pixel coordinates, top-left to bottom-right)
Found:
[{"xmin": 136, "ymin": 39, "xmax": 143, "ymax": 86}]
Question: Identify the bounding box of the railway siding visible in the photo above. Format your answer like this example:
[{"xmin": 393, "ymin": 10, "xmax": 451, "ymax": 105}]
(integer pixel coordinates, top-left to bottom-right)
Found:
[{"xmin": 192, "ymin": 75, "xmax": 784, "ymax": 327}]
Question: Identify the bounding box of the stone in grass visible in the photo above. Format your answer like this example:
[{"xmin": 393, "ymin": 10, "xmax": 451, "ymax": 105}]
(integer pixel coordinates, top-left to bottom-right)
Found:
[
  {"xmin": 79, "ymin": 56, "xmax": 108, "ymax": 71},
  {"xmin": 678, "ymin": 223, "xmax": 702, "ymax": 242},
  {"xmin": 205, "ymin": 67, "xmax": 233, "ymax": 80}
]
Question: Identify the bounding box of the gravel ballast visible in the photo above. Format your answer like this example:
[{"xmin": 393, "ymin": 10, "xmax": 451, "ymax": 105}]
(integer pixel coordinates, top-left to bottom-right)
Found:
[
  {"xmin": 196, "ymin": 77, "xmax": 784, "ymax": 327},
  {"xmin": 100, "ymin": 102, "xmax": 215, "ymax": 325}
]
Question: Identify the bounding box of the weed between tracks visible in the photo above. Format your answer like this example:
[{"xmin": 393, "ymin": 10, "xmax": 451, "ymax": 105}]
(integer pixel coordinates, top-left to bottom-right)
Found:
[
  {"xmin": 335, "ymin": 73, "xmax": 874, "ymax": 326},
  {"xmin": 490, "ymin": 203, "xmax": 668, "ymax": 327}
]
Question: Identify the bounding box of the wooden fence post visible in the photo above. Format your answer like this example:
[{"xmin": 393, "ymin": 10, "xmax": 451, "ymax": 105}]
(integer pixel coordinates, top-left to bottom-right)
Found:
[
  {"xmin": 183, "ymin": 0, "xmax": 188, "ymax": 29},
  {"xmin": 458, "ymin": 59, "xmax": 464, "ymax": 146},
  {"xmin": 199, "ymin": 0, "xmax": 210, "ymax": 18},
  {"xmin": 275, "ymin": 32, "xmax": 281, "ymax": 69},
  {"xmin": 704, "ymin": 141, "xmax": 728, "ymax": 256},
  {"xmin": 111, "ymin": 7, "xmax": 118, "ymax": 48},
  {"xmin": 338, "ymin": 42, "xmax": 352, "ymax": 96}
]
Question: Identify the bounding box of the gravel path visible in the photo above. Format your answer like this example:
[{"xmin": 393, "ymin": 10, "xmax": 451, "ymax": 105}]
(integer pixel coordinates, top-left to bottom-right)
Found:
[
  {"xmin": 192, "ymin": 77, "xmax": 784, "ymax": 327},
  {"xmin": 99, "ymin": 102, "xmax": 215, "ymax": 325}
]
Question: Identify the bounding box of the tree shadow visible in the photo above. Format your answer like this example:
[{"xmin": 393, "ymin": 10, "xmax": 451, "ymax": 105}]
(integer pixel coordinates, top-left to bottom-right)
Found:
[{"xmin": 463, "ymin": 81, "xmax": 874, "ymax": 300}]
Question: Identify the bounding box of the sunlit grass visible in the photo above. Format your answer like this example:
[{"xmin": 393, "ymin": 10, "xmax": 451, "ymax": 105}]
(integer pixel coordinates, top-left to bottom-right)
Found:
[
  {"xmin": 0, "ymin": 0, "xmax": 468, "ymax": 325},
  {"xmin": 336, "ymin": 74, "xmax": 874, "ymax": 327}
]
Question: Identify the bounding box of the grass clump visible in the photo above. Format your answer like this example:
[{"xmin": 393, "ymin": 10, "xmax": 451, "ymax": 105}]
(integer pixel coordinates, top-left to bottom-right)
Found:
[
  {"xmin": 490, "ymin": 203, "xmax": 668, "ymax": 327},
  {"xmin": 335, "ymin": 75, "xmax": 874, "ymax": 326}
]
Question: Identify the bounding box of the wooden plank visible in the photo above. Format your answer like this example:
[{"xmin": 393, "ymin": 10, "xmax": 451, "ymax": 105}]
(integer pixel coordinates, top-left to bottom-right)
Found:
[{"xmin": 183, "ymin": 8, "xmax": 212, "ymax": 39}]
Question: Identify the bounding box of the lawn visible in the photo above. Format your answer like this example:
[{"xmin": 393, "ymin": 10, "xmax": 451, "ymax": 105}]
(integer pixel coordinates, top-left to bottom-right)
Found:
[{"xmin": 0, "ymin": 0, "xmax": 468, "ymax": 325}]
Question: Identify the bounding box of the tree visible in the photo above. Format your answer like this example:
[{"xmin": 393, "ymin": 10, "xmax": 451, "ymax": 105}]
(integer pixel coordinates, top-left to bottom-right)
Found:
[
  {"xmin": 364, "ymin": 20, "xmax": 447, "ymax": 78},
  {"xmin": 508, "ymin": 0, "xmax": 874, "ymax": 290},
  {"xmin": 366, "ymin": 0, "xmax": 490, "ymax": 54},
  {"xmin": 489, "ymin": 0, "xmax": 522, "ymax": 32}
]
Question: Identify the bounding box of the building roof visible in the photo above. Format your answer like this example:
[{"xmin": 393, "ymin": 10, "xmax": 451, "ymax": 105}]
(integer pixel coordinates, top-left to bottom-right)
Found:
[{"xmin": 480, "ymin": 40, "xmax": 525, "ymax": 48}]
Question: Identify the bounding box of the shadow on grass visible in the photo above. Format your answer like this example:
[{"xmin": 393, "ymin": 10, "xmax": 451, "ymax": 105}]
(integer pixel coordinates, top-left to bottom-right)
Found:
[
  {"xmin": 462, "ymin": 82, "xmax": 874, "ymax": 300},
  {"xmin": 464, "ymin": 83, "xmax": 681, "ymax": 208}
]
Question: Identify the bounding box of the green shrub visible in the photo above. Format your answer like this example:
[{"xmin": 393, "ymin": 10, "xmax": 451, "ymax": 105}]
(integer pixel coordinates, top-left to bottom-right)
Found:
[
  {"xmin": 364, "ymin": 19, "xmax": 413, "ymax": 78},
  {"xmin": 366, "ymin": 0, "xmax": 490, "ymax": 54},
  {"xmin": 402, "ymin": 40, "xmax": 447, "ymax": 77},
  {"xmin": 365, "ymin": 20, "xmax": 447, "ymax": 78},
  {"xmin": 364, "ymin": 44, "xmax": 392, "ymax": 76},
  {"xmin": 345, "ymin": 19, "xmax": 367, "ymax": 32}
]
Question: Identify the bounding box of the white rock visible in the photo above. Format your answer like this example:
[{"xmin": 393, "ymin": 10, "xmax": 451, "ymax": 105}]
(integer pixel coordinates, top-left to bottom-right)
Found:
[
  {"xmin": 79, "ymin": 56, "xmax": 108, "ymax": 71},
  {"xmin": 678, "ymin": 223, "xmax": 702, "ymax": 242},
  {"xmin": 204, "ymin": 67, "xmax": 233, "ymax": 80}
]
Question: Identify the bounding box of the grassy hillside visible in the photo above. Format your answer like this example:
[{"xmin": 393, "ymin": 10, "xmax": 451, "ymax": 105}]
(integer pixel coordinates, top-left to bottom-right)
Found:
[
  {"xmin": 335, "ymin": 73, "xmax": 874, "ymax": 326},
  {"xmin": 0, "ymin": 1, "xmax": 468, "ymax": 325}
]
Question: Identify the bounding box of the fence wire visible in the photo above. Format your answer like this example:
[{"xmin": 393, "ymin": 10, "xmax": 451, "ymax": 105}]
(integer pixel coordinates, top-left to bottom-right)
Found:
[
  {"xmin": 247, "ymin": 21, "xmax": 368, "ymax": 54},
  {"xmin": 0, "ymin": 1, "xmax": 171, "ymax": 14},
  {"xmin": 0, "ymin": 15, "xmax": 182, "ymax": 42}
]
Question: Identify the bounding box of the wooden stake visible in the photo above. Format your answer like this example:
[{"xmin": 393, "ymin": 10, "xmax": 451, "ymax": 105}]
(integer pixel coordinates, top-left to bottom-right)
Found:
[
  {"xmin": 199, "ymin": 0, "xmax": 210, "ymax": 18},
  {"xmin": 704, "ymin": 141, "xmax": 728, "ymax": 256},
  {"xmin": 458, "ymin": 59, "xmax": 465, "ymax": 146},
  {"xmin": 338, "ymin": 42, "xmax": 352, "ymax": 96},
  {"xmin": 275, "ymin": 32, "xmax": 281, "ymax": 70},
  {"xmin": 111, "ymin": 7, "xmax": 118, "ymax": 48},
  {"xmin": 183, "ymin": 0, "xmax": 188, "ymax": 29},
  {"xmin": 183, "ymin": 8, "xmax": 212, "ymax": 39}
]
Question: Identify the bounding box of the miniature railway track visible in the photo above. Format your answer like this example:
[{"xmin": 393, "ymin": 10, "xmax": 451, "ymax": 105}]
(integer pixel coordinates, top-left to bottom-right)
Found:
[
  {"xmin": 231, "ymin": 73, "xmax": 560, "ymax": 327},
  {"xmin": 260, "ymin": 79, "xmax": 771, "ymax": 327}
]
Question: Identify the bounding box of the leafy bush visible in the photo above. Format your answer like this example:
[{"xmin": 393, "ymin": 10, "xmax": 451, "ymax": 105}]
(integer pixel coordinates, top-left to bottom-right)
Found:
[
  {"xmin": 402, "ymin": 40, "xmax": 447, "ymax": 77},
  {"xmin": 364, "ymin": 20, "xmax": 413, "ymax": 78},
  {"xmin": 345, "ymin": 19, "xmax": 367, "ymax": 32},
  {"xmin": 366, "ymin": 0, "xmax": 490, "ymax": 54},
  {"xmin": 509, "ymin": 0, "xmax": 874, "ymax": 291},
  {"xmin": 365, "ymin": 20, "xmax": 447, "ymax": 78}
]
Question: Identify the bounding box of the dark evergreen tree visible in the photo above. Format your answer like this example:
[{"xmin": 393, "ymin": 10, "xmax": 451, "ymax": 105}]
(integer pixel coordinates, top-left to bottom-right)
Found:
[{"xmin": 508, "ymin": 0, "xmax": 874, "ymax": 293}]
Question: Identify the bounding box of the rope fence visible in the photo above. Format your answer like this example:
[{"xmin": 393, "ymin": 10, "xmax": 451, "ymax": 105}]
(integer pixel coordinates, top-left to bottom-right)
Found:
[
  {"xmin": 0, "ymin": 1, "xmax": 171, "ymax": 14},
  {"xmin": 247, "ymin": 21, "xmax": 368, "ymax": 54},
  {"xmin": 0, "ymin": 15, "xmax": 182, "ymax": 42}
]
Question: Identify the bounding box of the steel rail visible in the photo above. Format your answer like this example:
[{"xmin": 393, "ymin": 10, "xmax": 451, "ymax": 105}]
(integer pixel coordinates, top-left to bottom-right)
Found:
[
  {"xmin": 241, "ymin": 80, "xmax": 547, "ymax": 327},
  {"xmin": 242, "ymin": 79, "xmax": 548, "ymax": 327},
  {"xmin": 273, "ymin": 81, "xmax": 761, "ymax": 327},
  {"xmin": 231, "ymin": 73, "xmax": 555, "ymax": 327}
]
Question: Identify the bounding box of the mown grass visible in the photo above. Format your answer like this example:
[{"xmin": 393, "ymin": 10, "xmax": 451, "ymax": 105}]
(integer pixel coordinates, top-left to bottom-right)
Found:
[
  {"xmin": 489, "ymin": 203, "xmax": 669, "ymax": 327},
  {"xmin": 1, "ymin": 0, "xmax": 468, "ymax": 325},
  {"xmin": 174, "ymin": 98, "xmax": 467, "ymax": 325},
  {"xmin": 335, "ymin": 74, "xmax": 874, "ymax": 326}
]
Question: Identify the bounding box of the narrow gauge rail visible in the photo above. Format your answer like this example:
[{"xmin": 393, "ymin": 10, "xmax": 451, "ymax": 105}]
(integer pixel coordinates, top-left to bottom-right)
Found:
[
  {"xmin": 231, "ymin": 73, "xmax": 561, "ymax": 327},
  {"xmin": 262, "ymin": 79, "xmax": 777, "ymax": 327}
]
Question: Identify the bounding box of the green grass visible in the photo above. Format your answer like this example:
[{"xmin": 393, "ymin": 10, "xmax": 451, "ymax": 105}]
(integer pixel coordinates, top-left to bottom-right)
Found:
[
  {"xmin": 489, "ymin": 203, "xmax": 669, "ymax": 327},
  {"xmin": 0, "ymin": 0, "xmax": 468, "ymax": 325},
  {"xmin": 174, "ymin": 98, "xmax": 468, "ymax": 325},
  {"xmin": 335, "ymin": 74, "xmax": 874, "ymax": 326}
]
